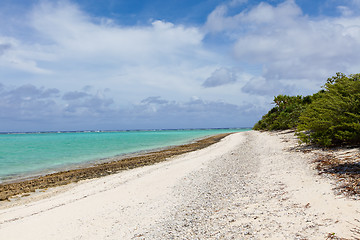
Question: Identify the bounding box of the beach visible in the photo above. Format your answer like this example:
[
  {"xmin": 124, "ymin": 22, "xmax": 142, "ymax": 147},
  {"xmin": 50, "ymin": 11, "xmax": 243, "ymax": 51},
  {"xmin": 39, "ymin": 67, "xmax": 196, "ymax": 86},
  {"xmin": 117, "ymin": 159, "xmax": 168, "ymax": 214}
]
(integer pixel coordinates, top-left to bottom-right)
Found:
[{"xmin": 0, "ymin": 130, "xmax": 359, "ymax": 239}]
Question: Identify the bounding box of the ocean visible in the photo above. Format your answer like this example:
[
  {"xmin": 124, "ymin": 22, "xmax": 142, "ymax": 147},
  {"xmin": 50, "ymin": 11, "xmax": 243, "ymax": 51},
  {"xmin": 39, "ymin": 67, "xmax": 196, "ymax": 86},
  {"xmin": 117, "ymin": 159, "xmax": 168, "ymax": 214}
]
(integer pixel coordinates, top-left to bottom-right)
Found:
[{"xmin": 0, "ymin": 128, "xmax": 250, "ymax": 183}]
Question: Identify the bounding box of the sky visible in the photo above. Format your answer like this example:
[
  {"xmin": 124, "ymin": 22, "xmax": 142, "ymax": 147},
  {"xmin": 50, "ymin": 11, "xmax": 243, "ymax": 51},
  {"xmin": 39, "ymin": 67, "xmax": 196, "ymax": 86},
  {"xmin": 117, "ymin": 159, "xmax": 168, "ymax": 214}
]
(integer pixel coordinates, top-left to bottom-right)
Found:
[{"xmin": 1, "ymin": 0, "xmax": 360, "ymax": 132}]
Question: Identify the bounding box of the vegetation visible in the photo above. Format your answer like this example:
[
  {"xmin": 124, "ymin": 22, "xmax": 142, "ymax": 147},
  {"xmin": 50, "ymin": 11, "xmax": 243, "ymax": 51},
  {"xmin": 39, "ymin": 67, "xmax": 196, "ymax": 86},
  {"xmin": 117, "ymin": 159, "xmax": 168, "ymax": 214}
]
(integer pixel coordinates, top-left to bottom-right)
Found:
[
  {"xmin": 297, "ymin": 73, "xmax": 360, "ymax": 146},
  {"xmin": 253, "ymin": 95, "xmax": 312, "ymax": 131},
  {"xmin": 254, "ymin": 73, "xmax": 360, "ymax": 147}
]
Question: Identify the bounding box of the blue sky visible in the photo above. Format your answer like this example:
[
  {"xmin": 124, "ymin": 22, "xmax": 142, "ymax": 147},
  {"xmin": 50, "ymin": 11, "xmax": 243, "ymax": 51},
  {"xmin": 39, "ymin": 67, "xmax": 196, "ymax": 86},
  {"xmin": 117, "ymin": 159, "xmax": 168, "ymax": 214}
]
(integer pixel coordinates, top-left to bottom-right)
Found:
[{"xmin": 1, "ymin": 0, "xmax": 360, "ymax": 131}]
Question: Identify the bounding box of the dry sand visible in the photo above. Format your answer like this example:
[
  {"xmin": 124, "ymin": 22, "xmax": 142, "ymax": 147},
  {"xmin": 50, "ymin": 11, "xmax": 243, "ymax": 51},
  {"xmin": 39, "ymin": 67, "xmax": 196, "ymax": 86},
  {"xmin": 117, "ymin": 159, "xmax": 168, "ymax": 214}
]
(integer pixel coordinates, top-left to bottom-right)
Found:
[{"xmin": 0, "ymin": 131, "xmax": 359, "ymax": 239}]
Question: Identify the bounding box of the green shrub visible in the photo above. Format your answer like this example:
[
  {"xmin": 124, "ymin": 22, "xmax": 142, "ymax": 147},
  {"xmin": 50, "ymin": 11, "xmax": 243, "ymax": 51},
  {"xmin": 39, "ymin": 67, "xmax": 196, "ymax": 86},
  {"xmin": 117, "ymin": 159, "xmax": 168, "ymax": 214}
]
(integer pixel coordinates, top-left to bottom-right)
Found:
[
  {"xmin": 297, "ymin": 73, "xmax": 360, "ymax": 146},
  {"xmin": 253, "ymin": 95, "xmax": 311, "ymax": 131}
]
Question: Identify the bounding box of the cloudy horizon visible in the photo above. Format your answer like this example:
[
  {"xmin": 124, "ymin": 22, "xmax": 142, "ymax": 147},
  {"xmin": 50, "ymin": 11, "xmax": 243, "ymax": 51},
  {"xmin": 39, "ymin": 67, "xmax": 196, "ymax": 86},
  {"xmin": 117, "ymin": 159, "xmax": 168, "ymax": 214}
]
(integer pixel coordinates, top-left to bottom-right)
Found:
[{"xmin": 1, "ymin": 0, "xmax": 360, "ymax": 132}]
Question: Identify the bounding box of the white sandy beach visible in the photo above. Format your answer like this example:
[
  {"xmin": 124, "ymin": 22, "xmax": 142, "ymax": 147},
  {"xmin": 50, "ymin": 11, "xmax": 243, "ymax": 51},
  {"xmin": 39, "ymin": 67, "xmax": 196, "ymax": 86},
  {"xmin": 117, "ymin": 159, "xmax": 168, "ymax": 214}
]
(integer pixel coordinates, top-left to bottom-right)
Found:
[{"xmin": 0, "ymin": 131, "xmax": 359, "ymax": 239}]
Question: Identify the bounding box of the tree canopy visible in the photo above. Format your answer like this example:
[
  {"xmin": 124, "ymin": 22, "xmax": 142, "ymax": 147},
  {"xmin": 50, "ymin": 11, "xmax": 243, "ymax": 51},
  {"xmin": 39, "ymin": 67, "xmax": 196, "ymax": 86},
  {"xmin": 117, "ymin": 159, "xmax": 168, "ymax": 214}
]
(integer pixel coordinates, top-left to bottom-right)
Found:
[
  {"xmin": 253, "ymin": 95, "xmax": 312, "ymax": 131},
  {"xmin": 297, "ymin": 73, "xmax": 360, "ymax": 146},
  {"xmin": 254, "ymin": 73, "xmax": 360, "ymax": 147}
]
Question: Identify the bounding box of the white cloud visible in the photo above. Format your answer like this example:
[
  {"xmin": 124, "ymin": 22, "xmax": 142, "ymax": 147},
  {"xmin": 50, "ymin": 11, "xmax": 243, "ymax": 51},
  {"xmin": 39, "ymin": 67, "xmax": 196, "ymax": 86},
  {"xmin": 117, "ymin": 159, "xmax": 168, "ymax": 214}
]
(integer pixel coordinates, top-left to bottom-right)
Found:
[
  {"xmin": 29, "ymin": 1, "xmax": 205, "ymax": 66},
  {"xmin": 0, "ymin": 84, "xmax": 61, "ymax": 121},
  {"xmin": 202, "ymin": 67, "xmax": 237, "ymax": 87},
  {"xmin": 127, "ymin": 96, "xmax": 255, "ymax": 129},
  {"xmin": 206, "ymin": 0, "xmax": 360, "ymax": 86},
  {"xmin": 0, "ymin": 37, "xmax": 51, "ymax": 74},
  {"xmin": 337, "ymin": 6, "xmax": 353, "ymax": 16},
  {"xmin": 205, "ymin": 5, "xmax": 230, "ymax": 33},
  {"xmin": 62, "ymin": 91, "xmax": 89, "ymax": 100},
  {"xmin": 0, "ymin": 83, "xmax": 257, "ymax": 131},
  {"xmin": 9, "ymin": 0, "xmax": 228, "ymax": 104},
  {"xmin": 0, "ymin": 1, "xmax": 214, "ymax": 84},
  {"xmin": 205, "ymin": 0, "xmax": 302, "ymax": 33},
  {"xmin": 0, "ymin": 1, "xmax": 240, "ymax": 111},
  {"xmin": 336, "ymin": 0, "xmax": 360, "ymax": 16},
  {"xmin": 3, "ymin": 0, "xmax": 360, "ymax": 131}
]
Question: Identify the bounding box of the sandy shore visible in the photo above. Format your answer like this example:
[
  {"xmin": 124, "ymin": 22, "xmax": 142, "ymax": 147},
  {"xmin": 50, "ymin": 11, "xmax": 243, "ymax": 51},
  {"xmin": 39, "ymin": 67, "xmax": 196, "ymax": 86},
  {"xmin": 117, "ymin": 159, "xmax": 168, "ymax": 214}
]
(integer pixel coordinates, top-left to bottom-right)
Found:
[
  {"xmin": 0, "ymin": 133, "xmax": 231, "ymax": 201},
  {"xmin": 0, "ymin": 131, "xmax": 359, "ymax": 239}
]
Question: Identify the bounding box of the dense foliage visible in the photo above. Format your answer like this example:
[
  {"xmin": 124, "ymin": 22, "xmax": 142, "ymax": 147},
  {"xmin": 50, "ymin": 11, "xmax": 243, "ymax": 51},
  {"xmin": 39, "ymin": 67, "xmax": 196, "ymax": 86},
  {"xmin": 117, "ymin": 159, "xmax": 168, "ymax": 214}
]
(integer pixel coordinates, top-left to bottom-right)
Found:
[
  {"xmin": 254, "ymin": 73, "xmax": 360, "ymax": 147},
  {"xmin": 297, "ymin": 73, "xmax": 360, "ymax": 146},
  {"xmin": 253, "ymin": 95, "xmax": 312, "ymax": 131}
]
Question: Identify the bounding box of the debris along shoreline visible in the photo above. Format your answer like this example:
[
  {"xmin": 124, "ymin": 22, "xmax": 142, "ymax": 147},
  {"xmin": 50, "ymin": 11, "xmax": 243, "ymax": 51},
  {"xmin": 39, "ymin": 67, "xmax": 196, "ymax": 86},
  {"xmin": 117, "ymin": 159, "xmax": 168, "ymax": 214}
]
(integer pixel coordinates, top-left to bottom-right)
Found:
[
  {"xmin": 0, "ymin": 131, "xmax": 359, "ymax": 239},
  {"xmin": 0, "ymin": 133, "xmax": 232, "ymax": 201},
  {"xmin": 313, "ymin": 147, "xmax": 360, "ymax": 198}
]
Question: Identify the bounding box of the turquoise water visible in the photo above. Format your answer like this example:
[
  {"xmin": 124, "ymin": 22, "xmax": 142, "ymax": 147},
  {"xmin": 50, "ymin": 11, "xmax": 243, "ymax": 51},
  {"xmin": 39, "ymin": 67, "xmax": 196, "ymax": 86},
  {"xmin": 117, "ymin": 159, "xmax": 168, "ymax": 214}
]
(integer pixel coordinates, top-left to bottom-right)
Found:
[{"xmin": 0, "ymin": 128, "xmax": 250, "ymax": 183}]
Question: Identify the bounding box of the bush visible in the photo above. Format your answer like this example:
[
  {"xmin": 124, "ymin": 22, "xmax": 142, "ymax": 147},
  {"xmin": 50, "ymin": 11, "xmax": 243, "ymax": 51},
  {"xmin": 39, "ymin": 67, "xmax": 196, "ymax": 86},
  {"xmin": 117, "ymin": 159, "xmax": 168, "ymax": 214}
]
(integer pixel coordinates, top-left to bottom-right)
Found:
[
  {"xmin": 297, "ymin": 73, "xmax": 360, "ymax": 146},
  {"xmin": 253, "ymin": 95, "xmax": 311, "ymax": 131}
]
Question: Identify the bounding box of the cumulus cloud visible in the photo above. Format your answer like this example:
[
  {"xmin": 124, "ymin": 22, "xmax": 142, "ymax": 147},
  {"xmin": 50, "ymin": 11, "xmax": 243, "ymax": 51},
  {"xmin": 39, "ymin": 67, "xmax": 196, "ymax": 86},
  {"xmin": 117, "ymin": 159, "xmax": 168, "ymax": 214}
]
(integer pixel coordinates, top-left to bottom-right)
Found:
[
  {"xmin": 0, "ymin": 35, "xmax": 53, "ymax": 74},
  {"xmin": 128, "ymin": 96, "xmax": 255, "ymax": 129},
  {"xmin": 337, "ymin": 0, "xmax": 360, "ymax": 16},
  {"xmin": 0, "ymin": 82, "xmax": 256, "ymax": 131},
  {"xmin": 337, "ymin": 6, "xmax": 353, "ymax": 16},
  {"xmin": 62, "ymin": 91, "xmax": 90, "ymax": 100},
  {"xmin": 141, "ymin": 96, "xmax": 169, "ymax": 105},
  {"xmin": 7, "ymin": 84, "xmax": 60, "ymax": 99},
  {"xmin": 136, "ymin": 96, "xmax": 244, "ymax": 119},
  {"xmin": 0, "ymin": 0, "xmax": 216, "ymax": 94},
  {"xmin": 0, "ymin": 1, "xmax": 252, "ymax": 131},
  {"xmin": 0, "ymin": 0, "xmax": 225, "ymax": 103},
  {"xmin": 0, "ymin": 83, "xmax": 115, "ymax": 121},
  {"xmin": 202, "ymin": 68, "xmax": 237, "ymax": 87},
  {"xmin": 0, "ymin": 84, "xmax": 60, "ymax": 121},
  {"xmin": 206, "ymin": 0, "xmax": 360, "ymax": 87},
  {"xmin": 206, "ymin": 0, "xmax": 302, "ymax": 33},
  {"xmin": 62, "ymin": 90, "xmax": 114, "ymax": 116},
  {"xmin": 0, "ymin": 86, "xmax": 113, "ymax": 131},
  {"xmin": 29, "ymin": 1, "xmax": 205, "ymax": 66},
  {"xmin": 3, "ymin": 0, "xmax": 360, "ymax": 131}
]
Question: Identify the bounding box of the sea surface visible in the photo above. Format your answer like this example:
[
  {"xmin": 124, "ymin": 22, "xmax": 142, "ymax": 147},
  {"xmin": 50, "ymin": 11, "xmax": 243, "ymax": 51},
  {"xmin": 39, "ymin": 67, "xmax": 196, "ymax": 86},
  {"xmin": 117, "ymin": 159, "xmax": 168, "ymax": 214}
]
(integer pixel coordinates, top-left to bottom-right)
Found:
[{"xmin": 0, "ymin": 128, "xmax": 250, "ymax": 183}]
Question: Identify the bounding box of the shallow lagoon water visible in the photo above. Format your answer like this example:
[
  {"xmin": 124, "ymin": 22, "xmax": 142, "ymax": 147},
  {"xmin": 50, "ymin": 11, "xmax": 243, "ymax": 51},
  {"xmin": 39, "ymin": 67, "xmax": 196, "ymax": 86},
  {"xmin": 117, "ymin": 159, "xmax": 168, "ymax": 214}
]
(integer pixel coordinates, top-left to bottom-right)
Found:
[{"xmin": 0, "ymin": 128, "xmax": 250, "ymax": 183}]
